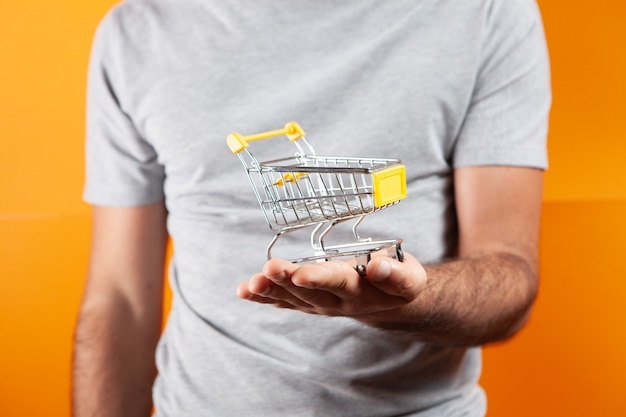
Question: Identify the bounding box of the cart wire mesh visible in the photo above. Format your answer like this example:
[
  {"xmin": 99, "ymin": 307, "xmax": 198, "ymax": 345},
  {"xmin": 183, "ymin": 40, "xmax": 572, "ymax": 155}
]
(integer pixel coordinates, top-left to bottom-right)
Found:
[{"xmin": 227, "ymin": 122, "xmax": 406, "ymax": 263}]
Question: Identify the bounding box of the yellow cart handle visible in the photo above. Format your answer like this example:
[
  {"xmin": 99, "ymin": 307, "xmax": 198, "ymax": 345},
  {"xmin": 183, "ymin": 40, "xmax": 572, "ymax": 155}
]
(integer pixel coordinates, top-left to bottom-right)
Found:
[{"xmin": 227, "ymin": 121, "xmax": 306, "ymax": 154}]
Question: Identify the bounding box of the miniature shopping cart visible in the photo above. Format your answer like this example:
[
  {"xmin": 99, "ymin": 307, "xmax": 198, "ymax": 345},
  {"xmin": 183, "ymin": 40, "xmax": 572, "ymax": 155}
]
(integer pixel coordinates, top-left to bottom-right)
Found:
[{"xmin": 227, "ymin": 122, "xmax": 406, "ymax": 270}]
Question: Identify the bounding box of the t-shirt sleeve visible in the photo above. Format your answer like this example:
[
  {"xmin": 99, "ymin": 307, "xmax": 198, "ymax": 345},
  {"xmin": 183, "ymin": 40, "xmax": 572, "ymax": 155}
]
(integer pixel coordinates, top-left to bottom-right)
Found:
[
  {"xmin": 83, "ymin": 9, "xmax": 165, "ymax": 207},
  {"xmin": 453, "ymin": 0, "xmax": 551, "ymax": 169}
]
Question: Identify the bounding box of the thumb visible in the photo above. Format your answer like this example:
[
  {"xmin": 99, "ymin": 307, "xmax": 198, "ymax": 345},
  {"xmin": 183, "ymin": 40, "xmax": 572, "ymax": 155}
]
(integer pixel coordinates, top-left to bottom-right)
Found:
[{"xmin": 366, "ymin": 254, "xmax": 427, "ymax": 301}]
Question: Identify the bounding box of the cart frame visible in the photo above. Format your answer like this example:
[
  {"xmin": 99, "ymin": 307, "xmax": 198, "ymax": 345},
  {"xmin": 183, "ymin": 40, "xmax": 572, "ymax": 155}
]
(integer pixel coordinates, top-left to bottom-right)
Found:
[{"xmin": 227, "ymin": 122, "xmax": 406, "ymax": 265}]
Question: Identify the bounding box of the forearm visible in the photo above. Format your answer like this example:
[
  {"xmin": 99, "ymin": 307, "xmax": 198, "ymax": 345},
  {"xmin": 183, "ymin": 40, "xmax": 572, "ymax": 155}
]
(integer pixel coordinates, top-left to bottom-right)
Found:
[
  {"xmin": 72, "ymin": 295, "xmax": 162, "ymax": 417},
  {"xmin": 361, "ymin": 252, "xmax": 538, "ymax": 346}
]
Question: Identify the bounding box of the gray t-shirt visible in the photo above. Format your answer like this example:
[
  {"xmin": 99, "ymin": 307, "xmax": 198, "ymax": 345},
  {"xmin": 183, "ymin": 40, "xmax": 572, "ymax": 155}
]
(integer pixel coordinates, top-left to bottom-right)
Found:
[{"xmin": 84, "ymin": 0, "xmax": 550, "ymax": 415}]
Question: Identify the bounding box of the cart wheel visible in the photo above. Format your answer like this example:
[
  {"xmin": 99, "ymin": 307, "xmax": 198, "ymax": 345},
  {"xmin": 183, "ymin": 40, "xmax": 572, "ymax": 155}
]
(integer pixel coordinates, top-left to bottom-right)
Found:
[
  {"xmin": 354, "ymin": 253, "xmax": 371, "ymax": 276},
  {"xmin": 396, "ymin": 244, "xmax": 404, "ymax": 262}
]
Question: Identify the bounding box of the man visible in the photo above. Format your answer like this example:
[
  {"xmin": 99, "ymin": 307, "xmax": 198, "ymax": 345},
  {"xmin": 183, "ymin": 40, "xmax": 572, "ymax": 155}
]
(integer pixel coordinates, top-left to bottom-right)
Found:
[{"xmin": 73, "ymin": 0, "xmax": 551, "ymax": 416}]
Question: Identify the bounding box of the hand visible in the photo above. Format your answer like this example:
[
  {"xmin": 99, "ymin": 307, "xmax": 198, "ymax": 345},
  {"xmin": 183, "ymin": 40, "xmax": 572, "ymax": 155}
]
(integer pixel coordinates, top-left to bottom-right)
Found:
[{"xmin": 237, "ymin": 252, "xmax": 427, "ymax": 321}]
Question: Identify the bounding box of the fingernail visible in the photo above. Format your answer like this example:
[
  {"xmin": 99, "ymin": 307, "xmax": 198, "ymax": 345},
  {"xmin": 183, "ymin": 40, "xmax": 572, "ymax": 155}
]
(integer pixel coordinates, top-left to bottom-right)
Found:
[
  {"xmin": 372, "ymin": 259, "xmax": 392, "ymax": 282},
  {"xmin": 266, "ymin": 270, "xmax": 287, "ymax": 282}
]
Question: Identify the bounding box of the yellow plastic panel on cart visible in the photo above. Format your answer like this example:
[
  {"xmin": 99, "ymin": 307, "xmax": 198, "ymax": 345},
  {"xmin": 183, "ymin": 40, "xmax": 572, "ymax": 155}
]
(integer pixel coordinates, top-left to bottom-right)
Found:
[{"xmin": 372, "ymin": 165, "xmax": 407, "ymax": 207}]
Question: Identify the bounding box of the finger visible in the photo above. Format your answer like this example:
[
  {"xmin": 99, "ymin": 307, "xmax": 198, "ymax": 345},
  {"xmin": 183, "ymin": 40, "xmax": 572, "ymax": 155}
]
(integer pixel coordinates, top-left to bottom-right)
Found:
[
  {"xmin": 262, "ymin": 258, "xmax": 300, "ymax": 283},
  {"xmin": 239, "ymin": 273, "xmax": 316, "ymax": 310},
  {"xmin": 290, "ymin": 261, "xmax": 359, "ymax": 292},
  {"xmin": 261, "ymin": 259, "xmax": 345, "ymax": 309},
  {"xmin": 365, "ymin": 253, "xmax": 427, "ymax": 301},
  {"xmin": 241, "ymin": 292, "xmax": 309, "ymax": 311}
]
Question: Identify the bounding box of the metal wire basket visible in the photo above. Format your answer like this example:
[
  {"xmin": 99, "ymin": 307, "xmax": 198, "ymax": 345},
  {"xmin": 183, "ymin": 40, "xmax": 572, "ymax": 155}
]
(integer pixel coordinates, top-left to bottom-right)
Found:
[{"xmin": 227, "ymin": 122, "xmax": 406, "ymax": 268}]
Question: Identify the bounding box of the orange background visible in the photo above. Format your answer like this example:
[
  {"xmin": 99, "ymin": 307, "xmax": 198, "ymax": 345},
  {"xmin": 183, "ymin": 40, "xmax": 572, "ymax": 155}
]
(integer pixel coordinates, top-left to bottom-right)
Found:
[{"xmin": 1, "ymin": 1, "xmax": 625, "ymax": 416}]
